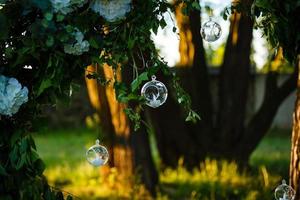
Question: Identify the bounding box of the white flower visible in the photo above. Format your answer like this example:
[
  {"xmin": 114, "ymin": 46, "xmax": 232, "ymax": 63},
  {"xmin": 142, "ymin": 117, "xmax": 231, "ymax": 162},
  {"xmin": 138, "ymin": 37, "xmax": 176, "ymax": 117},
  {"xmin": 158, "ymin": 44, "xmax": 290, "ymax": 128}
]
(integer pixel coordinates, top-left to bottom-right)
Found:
[
  {"xmin": 90, "ymin": 0, "xmax": 132, "ymax": 22},
  {"xmin": 0, "ymin": 75, "xmax": 29, "ymax": 116},
  {"xmin": 64, "ymin": 29, "xmax": 90, "ymax": 55},
  {"xmin": 50, "ymin": 0, "xmax": 86, "ymax": 14}
]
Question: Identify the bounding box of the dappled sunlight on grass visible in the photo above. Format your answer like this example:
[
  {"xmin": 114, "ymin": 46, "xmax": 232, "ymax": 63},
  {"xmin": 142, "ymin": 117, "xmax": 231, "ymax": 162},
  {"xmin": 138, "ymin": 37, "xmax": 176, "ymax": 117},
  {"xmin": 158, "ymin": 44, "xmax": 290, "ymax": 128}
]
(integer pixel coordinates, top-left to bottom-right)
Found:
[
  {"xmin": 159, "ymin": 159, "xmax": 281, "ymax": 200},
  {"xmin": 34, "ymin": 128, "xmax": 290, "ymax": 199},
  {"xmin": 44, "ymin": 162, "xmax": 151, "ymax": 199}
]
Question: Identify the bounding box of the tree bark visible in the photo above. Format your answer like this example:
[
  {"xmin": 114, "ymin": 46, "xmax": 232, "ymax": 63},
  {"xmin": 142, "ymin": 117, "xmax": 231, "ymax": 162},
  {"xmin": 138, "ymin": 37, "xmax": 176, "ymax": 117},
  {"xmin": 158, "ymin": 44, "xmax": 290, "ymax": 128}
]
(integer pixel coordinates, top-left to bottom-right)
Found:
[
  {"xmin": 290, "ymin": 55, "xmax": 300, "ymax": 200},
  {"xmin": 238, "ymin": 54, "xmax": 297, "ymax": 161},
  {"xmin": 217, "ymin": 10, "xmax": 254, "ymax": 154},
  {"xmin": 148, "ymin": 0, "xmax": 213, "ymax": 168},
  {"xmin": 85, "ymin": 65, "xmax": 116, "ymax": 167},
  {"xmin": 85, "ymin": 64, "xmax": 158, "ymax": 195}
]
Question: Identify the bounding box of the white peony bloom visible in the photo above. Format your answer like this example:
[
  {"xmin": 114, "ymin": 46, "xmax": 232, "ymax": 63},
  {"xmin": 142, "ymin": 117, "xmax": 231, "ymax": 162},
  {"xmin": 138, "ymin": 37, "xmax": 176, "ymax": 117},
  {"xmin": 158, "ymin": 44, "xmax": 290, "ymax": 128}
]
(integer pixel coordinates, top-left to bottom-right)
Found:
[
  {"xmin": 50, "ymin": 0, "xmax": 86, "ymax": 14},
  {"xmin": 0, "ymin": 75, "xmax": 29, "ymax": 116},
  {"xmin": 64, "ymin": 29, "xmax": 90, "ymax": 55},
  {"xmin": 90, "ymin": 0, "xmax": 132, "ymax": 22}
]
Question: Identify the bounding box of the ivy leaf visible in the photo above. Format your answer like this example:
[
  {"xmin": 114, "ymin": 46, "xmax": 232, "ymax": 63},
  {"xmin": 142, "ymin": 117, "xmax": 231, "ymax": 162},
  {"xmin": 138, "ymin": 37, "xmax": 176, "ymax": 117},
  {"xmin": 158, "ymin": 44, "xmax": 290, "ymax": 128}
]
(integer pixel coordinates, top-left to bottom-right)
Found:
[{"xmin": 131, "ymin": 72, "xmax": 148, "ymax": 92}]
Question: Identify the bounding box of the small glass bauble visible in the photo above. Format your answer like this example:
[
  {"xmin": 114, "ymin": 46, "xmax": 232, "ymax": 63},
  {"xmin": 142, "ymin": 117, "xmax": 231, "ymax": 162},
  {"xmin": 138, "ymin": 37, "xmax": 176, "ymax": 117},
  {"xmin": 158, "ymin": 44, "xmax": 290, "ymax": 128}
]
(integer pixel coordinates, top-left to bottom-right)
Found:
[
  {"xmin": 274, "ymin": 180, "xmax": 295, "ymax": 200},
  {"xmin": 141, "ymin": 75, "xmax": 168, "ymax": 108},
  {"xmin": 86, "ymin": 139, "xmax": 109, "ymax": 167},
  {"xmin": 200, "ymin": 18, "xmax": 222, "ymax": 42}
]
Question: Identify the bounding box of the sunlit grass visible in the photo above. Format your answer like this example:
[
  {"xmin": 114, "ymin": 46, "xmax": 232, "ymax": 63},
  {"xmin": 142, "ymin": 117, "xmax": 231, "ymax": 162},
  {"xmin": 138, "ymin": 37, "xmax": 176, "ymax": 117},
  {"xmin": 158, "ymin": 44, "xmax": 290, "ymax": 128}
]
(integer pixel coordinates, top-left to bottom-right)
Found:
[
  {"xmin": 159, "ymin": 158, "xmax": 280, "ymax": 200},
  {"xmin": 33, "ymin": 128, "xmax": 290, "ymax": 200}
]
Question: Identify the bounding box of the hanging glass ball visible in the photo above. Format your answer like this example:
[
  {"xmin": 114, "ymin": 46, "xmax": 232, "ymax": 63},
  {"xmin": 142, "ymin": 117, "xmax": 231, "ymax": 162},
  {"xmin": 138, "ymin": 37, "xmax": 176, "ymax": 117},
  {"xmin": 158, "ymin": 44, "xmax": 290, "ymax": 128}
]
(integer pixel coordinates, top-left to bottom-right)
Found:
[
  {"xmin": 200, "ymin": 18, "xmax": 222, "ymax": 42},
  {"xmin": 274, "ymin": 180, "xmax": 295, "ymax": 200},
  {"xmin": 141, "ymin": 75, "xmax": 168, "ymax": 108},
  {"xmin": 86, "ymin": 139, "xmax": 109, "ymax": 167}
]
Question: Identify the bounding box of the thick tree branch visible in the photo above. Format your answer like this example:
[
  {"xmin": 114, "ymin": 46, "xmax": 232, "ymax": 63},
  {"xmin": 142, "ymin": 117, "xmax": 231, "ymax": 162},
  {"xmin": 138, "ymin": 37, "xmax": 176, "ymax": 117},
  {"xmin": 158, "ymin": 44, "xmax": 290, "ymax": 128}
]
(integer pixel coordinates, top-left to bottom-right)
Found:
[
  {"xmin": 217, "ymin": 9, "xmax": 254, "ymax": 150},
  {"xmin": 237, "ymin": 69, "xmax": 297, "ymax": 159}
]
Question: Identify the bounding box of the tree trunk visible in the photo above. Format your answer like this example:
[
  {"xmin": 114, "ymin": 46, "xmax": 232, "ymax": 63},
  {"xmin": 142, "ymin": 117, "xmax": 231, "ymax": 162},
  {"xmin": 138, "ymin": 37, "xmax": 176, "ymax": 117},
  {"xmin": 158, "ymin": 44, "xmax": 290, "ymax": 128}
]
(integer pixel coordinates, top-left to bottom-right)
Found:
[
  {"xmin": 85, "ymin": 64, "xmax": 158, "ymax": 195},
  {"xmin": 85, "ymin": 65, "xmax": 116, "ymax": 167},
  {"xmin": 290, "ymin": 55, "xmax": 300, "ymax": 200},
  {"xmin": 237, "ymin": 49, "xmax": 297, "ymax": 162},
  {"xmin": 148, "ymin": 1, "xmax": 213, "ymax": 168},
  {"xmin": 217, "ymin": 9, "xmax": 254, "ymax": 155}
]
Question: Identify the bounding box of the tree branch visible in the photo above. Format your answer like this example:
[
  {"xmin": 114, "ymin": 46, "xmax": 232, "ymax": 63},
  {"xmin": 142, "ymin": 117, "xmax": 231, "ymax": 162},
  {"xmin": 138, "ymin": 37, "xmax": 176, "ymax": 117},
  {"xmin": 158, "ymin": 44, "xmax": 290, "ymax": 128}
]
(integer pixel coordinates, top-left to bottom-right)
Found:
[{"xmin": 237, "ymin": 69, "xmax": 297, "ymax": 159}]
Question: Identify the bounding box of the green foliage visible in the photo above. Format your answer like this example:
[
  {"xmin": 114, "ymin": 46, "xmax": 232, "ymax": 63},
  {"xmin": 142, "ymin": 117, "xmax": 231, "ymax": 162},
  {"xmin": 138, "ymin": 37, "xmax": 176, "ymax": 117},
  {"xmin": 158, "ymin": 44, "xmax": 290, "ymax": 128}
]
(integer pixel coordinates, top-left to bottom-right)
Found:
[
  {"xmin": 253, "ymin": 0, "xmax": 300, "ymax": 62},
  {"xmin": 221, "ymin": 0, "xmax": 300, "ymax": 63}
]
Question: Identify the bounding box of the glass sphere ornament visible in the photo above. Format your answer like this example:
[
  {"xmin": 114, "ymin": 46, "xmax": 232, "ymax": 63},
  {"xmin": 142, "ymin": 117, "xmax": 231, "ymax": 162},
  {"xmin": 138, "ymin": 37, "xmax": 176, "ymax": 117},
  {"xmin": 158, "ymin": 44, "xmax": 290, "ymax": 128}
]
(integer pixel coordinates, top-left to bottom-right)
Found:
[
  {"xmin": 86, "ymin": 139, "xmax": 109, "ymax": 167},
  {"xmin": 274, "ymin": 180, "xmax": 295, "ymax": 200},
  {"xmin": 141, "ymin": 75, "xmax": 168, "ymax": 108},
  {"xmin": 200, "ymin": 17, "xmax": 222, "ymax": 42}
]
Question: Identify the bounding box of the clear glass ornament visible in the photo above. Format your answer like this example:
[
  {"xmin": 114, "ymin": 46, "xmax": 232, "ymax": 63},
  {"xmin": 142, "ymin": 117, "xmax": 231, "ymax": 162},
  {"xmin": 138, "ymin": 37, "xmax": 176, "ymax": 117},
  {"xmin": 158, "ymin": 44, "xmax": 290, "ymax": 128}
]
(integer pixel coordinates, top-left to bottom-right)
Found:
[
  {"xmin": 141, "ymin": 75, "xmax": 168, "ymax": 108},
  {"xmin": 274, "ymin": 180, "xmax": 295, "ymax": 200},
  {"xmin": 86, "ymin": 139, "xmax": 109, "ymax": 167},
  {"xmin": 200, "ymin": 17, "xmax": 222, "ymax": 42}
]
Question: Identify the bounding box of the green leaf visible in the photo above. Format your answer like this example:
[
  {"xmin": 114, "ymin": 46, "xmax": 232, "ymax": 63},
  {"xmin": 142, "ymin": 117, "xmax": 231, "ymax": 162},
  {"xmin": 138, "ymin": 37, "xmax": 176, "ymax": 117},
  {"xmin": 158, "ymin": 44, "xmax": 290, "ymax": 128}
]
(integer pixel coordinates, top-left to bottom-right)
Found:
[
  {"xmin": 46, "ymin": 36, "xmax": 54, "ymax": 47},
  {"xmin": 66, "ymin": 195, "xmax": 73, "ymax": 200},
  {"xmin": 34, "ymin": 159, "xmax": 45, "ymax": 176},
  {"xmin": 192, "ymin": 2, "xmax": 201, "ymax": 10},
  {"xmin": 37, "ymin": 78, "xmax": 52, "ymax": 96},
  {"xmin": 131, "ymin": 72, "xmax": 148, "ymax": 92},
  {"xmin": 56, "ymin": 14, "xmax": 65, "ymax": 22},
  {"xmin": 159, "ymin": 19, "xmax": 167, "ymax": 29},
  {"xmin": 89, "ymin": 36, "xmax": 102, "ymax": 49},
  {"xmin": 172, "ymin": 26, "xmax": 177, "ymax": 33},
  {"xmin": 65, "ymin": 25, "xmax": 73, "ymax": 33},
  {"xmin": 20, "ymin": 138, "xmax": 28, "ymax": 153},
  {"xmin": 127, "ymin": 38, "xmax": 135, "ymax": 49},
  {"xmin": 15, "ymin": 154, "xmax": 26, "ymax": 170},
  {"xmin": 0, "ymin": 163, "xmax": 8, "ymax": 176},
  {"xmin": 9, "ymin": 145, "xmax": 19, "ymax": 166},
  {"xmin": 185, "ymin": 110, "xmax": 201, "ymax": 123},
  {"xmin": 45, "ymin": 12, "xmax": 53, "ymax": 21}
]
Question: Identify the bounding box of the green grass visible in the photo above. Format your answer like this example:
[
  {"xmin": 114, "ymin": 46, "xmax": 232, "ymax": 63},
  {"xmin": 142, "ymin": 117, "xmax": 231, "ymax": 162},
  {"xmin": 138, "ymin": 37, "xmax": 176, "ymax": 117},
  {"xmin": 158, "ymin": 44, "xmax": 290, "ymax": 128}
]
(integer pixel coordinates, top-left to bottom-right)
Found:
[
  {"xmin": 33, "ymin": 128, "xmax": 97, "ymax": 168},
  {"xmin": 33, "ymin": 128, "xmax": 291, "ymax": 200},
  {"xmin": 250, "ymin": 129, "xmax": 291, "ymax": 178}
]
